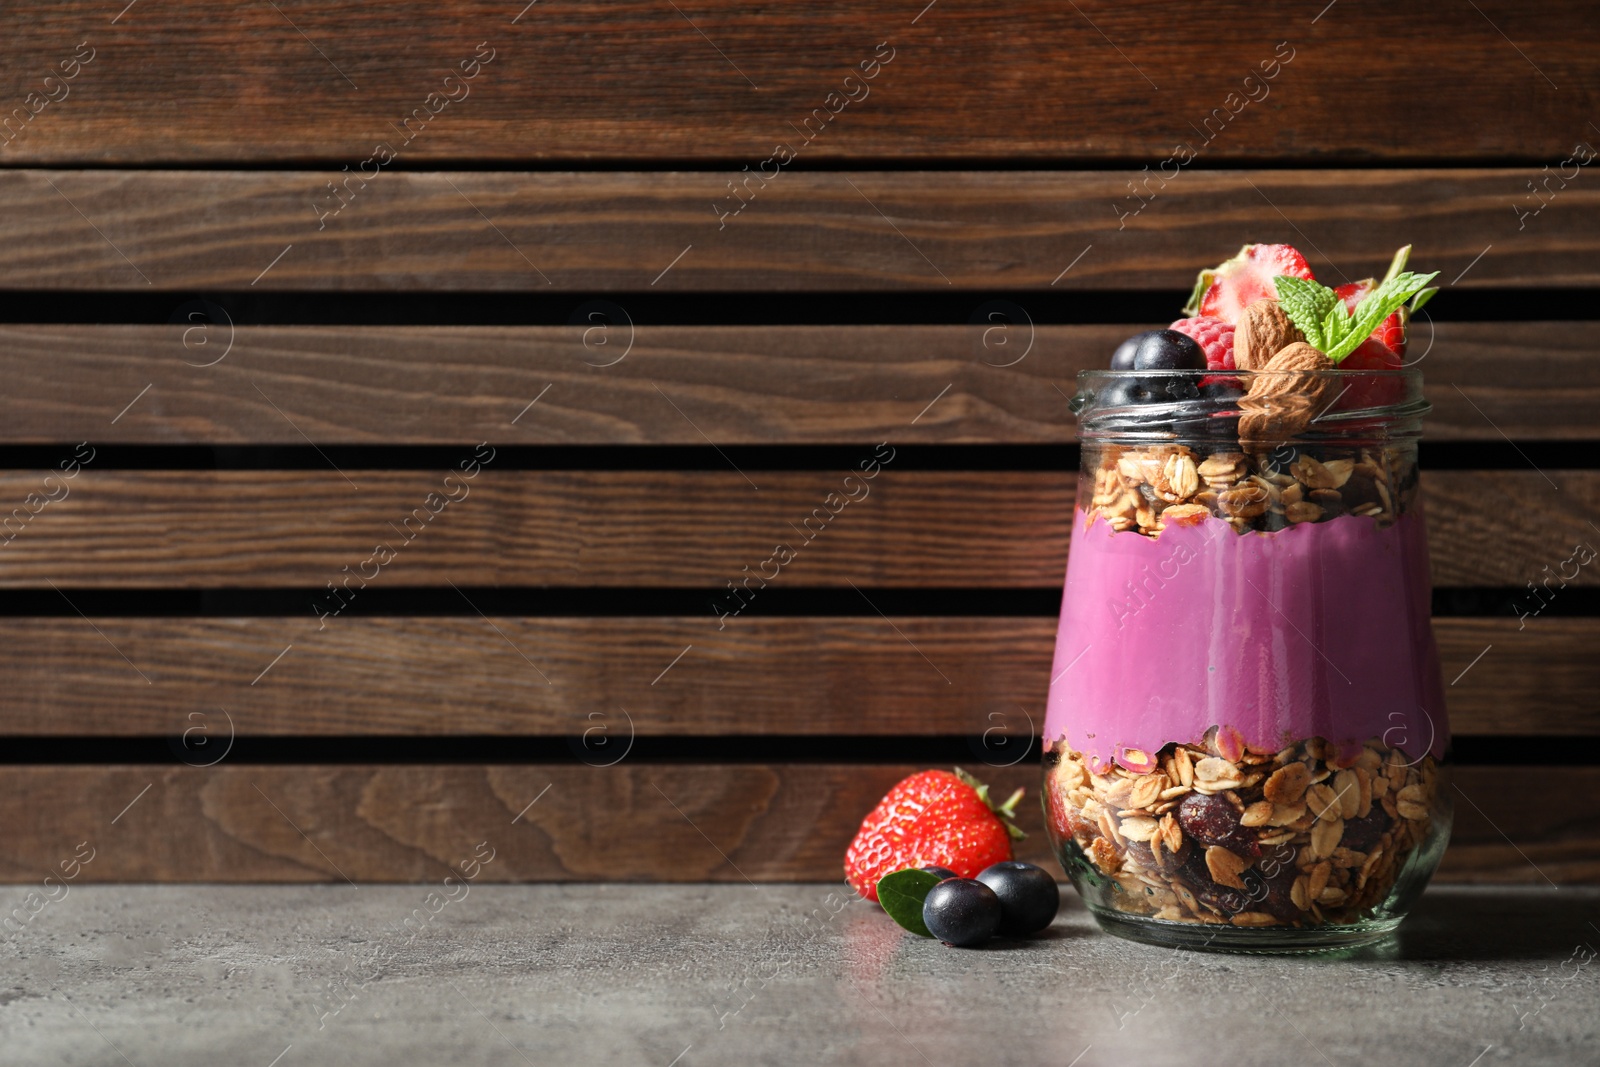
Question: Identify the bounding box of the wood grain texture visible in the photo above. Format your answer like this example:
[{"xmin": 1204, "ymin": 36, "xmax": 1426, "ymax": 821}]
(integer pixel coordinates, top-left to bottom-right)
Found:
[
  {"xmin": 0, "ymin": 468, "xmax": 1589, "ymax": 588},
  {"xmin": 0, "ymin": 764, "xmax": 1590, "ymax": 883},
  {"xmin": 0, "ymin": 616, "xmax": 1586, "ymax": 738},
  {"xmin": 1, "ymin": 3, "xmax": 1596, "ymax": 164},
  {"xmin": 2, "ymin": 170, "xmax": 1598, "ymax": 290},
  {"xmin": 0, "ymin": 322, "xmax": 1593, "ymax": 444}
]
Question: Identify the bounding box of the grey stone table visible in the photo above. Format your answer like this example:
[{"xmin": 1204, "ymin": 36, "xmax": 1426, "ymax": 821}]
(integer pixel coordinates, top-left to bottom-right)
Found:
[{"xmin": 3, "ymin": 884, "xmax": 1598, "ymax": 1066}]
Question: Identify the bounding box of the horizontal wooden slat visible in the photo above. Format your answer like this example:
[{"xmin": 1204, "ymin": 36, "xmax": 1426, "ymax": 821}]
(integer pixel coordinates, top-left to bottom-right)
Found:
[
  {"xmin": 0, "ymin": 616, "xmax": 1587, "ymax": 738},
  {"xmin": 0, "ymin": 469, "xmax": 1588, "ymax": 587},
  {"xmin": 1, "ymin": 763, "xmax": 1589, "ymax": 883},
  {"xmin": 1, "ymin": 171, "xmax": 1598, "ymax": 290},
  {"xmin": 2, "ymin": 3, "xmax": 1595, "ymax": 164},
  {"xmin": 0, "ymin": 322, "xmax": 1592, "ymax": 444}
]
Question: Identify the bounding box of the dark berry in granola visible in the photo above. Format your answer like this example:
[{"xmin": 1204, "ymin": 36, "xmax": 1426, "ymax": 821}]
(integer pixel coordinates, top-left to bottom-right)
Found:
[
  {"xmin": 1178, "ymin": 850, "xmax": 1252, "ymax": 914},
  {"xmin": 1241, "ymin": 863, "xmax": 1302, "ymax": 923},
  {"xmin": 1177, "ymin": 792, "xmax": 1261, "ymax": 859},
  {"xmin": 1341, "ymin": 806, "xmax": 1391, "ymax": 852}
]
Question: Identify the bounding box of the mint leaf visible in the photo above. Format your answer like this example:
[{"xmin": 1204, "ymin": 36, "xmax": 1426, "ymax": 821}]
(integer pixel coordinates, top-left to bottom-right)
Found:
[
  {"xmin": 1272, "ymin": 276, "xmax": 1339, "ymax": 351},
  {"xmin": 1325, "ymin": 270, "xmax": 1440, "ymax": 362},
  {"xmin": 877, "ymin": 868, "xmax": 941, "ymax": 937},
  {"xmin": 1410, "ymin": 286, "xmax": 1438, "ymax": 314},
  {"xmin": 1321, "ymin": 300, "xmax": 1351, "ymax": 352}
]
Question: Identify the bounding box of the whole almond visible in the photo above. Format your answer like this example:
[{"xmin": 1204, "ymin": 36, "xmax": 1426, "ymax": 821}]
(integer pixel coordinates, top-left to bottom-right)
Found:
[
  {"xmin": 1238, "ymin": 342, "xmax": 1334, "ymax": 451},
  {"xmin": 1235, "ymin": 299, "xmax": 1303, "ymax": 371}
]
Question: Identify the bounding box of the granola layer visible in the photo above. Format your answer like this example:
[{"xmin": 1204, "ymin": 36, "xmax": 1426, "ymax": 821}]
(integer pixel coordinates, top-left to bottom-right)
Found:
[
  {"xmin": 1087, "ymin": 443, "xmax": 1418, "ymax": 537},
  {"xmin": 1043, "ymin": 732, "xmax": 1446, "ymax": 928}
]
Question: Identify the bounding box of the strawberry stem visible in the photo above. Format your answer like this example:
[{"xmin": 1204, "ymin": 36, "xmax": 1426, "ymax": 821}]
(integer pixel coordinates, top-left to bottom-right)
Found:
[
  {"xmin": 997, "ymin": 787, "xmax": 1025, "ymax": 819},
  {"xmin": 953, "ymin": 766, "xmax": 1028, "ymax": 842}
]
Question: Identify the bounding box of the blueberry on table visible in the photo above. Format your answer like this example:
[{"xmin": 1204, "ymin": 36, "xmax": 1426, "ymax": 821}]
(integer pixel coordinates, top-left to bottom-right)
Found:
[
  {"xmin": 1132, "ymin": 329, "xmax": 1207, "ymax": 371},
  {"xmin": 919, "ymin": 865, "xmax": 959, "ymax": 881},
  {"xmin": 976, "ymin": 861, "xmax": 1060, "ymax": 936},
  {"xmin": 922, "ymin": 878, "xmax": 1003, "ymax": 947}
]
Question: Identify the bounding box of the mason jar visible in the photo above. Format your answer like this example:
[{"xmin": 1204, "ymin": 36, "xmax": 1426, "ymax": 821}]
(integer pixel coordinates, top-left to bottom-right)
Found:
[{"xmin": 1041, "ymin": 366, "xmax": 1452, "ymax": 951}]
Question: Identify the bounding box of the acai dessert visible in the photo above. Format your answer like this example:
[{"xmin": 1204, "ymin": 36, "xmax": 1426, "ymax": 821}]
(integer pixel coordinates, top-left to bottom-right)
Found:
[{"xmin": 1042, "ymin": 243, "xmax": 1452, "ymax": 950}]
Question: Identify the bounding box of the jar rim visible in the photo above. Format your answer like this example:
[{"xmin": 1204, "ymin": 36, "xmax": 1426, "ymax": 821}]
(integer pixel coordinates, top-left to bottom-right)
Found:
[
  {"xmin": 1076, "ymin": 368, "xmax": 1423, "ymax": 379},
  {"xmin": 1072, "ymin": 368, "xmax": 1430, "ymax": 442}
]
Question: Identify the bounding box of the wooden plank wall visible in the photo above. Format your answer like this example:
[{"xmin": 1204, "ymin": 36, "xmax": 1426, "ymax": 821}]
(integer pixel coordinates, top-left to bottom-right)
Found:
[{"xmin": 0, "ymin": 1, "xmax": 1596, "ymax": 885}]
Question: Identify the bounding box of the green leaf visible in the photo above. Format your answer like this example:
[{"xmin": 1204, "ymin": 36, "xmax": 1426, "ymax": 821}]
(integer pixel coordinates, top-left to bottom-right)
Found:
[
  {"xmin": 1325, "ymin": 270, "xmax": 1440, "ymax": 362},
  {"xmin": 877, "ymin": 868, "xmax": 941, "ymax": 937},
  {"xmin": 1272, "ymin": 276, "xmax": 1339, "ymax": 351},
  {"xmin": 1409, "ymin": 286, "xmax": 1438, "ymax": 314},
  {"xmin": 1321, "ymin": 301, "xmax": 1351, "ymax": 352}
]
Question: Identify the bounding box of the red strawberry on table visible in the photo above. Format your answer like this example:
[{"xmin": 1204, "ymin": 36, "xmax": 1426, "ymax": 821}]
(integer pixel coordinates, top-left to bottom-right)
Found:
[
  {"xmin": 1186, "ymin": 243, "xmax": 1314, "ymax": 325},
  {"xmin": 844, "ymin": 768, "xmax": 1024, "ymax": 901}
]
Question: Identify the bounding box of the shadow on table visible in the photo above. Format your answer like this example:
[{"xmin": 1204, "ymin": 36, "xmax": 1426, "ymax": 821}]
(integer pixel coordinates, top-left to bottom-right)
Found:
[
  {"xmin": 1349, "ymin": 887, "xmax": 1598, "ymax": 963},
  {"xmin": 973, "ymin": 925, "xmax": 1091, "ymax": 951}
]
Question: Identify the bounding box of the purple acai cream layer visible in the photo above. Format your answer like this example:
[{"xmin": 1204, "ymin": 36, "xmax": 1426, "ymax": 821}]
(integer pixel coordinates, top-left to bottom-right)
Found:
[{"xmin": 1044, "ymin": 508, "xmax": 1448, "ymax": 774}]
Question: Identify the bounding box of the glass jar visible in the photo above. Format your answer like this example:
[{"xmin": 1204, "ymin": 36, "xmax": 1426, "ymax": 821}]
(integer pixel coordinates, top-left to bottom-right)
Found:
[{"xmin": 1041, "ymin": 367, "xmax": 1451, "ymax": 951}]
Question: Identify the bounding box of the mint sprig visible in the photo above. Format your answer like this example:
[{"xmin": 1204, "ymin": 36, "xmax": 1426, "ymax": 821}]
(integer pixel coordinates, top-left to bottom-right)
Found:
[
  {"xmin": 1272, "ymin": 268, "xmax": 1439, "ymax": 364},
  {"xmin": 1335, "ymin": 270, "xmax": 1438, "ymax": 359},
  {"xmin": 1273, "ymin": 275, "xmax": 1339, "ymax": 351}
]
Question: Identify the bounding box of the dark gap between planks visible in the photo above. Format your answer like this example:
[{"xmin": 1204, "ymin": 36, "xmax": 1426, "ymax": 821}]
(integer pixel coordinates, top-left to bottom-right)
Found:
[
  {"xmin": 0, "ymin": 735, "xmax": 1585, "ymax": 766},
  {"xmin": 0, "ymin": 587, "xmax": 1589, "ymax": 618},
  {"xmin": 0, "ymin": 289, "xmax": 1593, "ymax": 325},
  {"xmin": 0, "ymin": 443, "xmax": 1581, "ymax": 472}
]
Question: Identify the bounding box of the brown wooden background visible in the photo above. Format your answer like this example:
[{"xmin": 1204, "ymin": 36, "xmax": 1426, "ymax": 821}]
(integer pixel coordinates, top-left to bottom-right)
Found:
[{"xmin": 0, "ymin": 1, "xmax": 1596, "ymax": 885}]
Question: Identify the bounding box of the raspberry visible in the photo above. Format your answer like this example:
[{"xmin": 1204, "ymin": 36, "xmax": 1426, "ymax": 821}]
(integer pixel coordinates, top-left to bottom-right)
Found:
[{"xmin": 1168, "ymin": 315, "xmax": 1236, "ymax": 371}]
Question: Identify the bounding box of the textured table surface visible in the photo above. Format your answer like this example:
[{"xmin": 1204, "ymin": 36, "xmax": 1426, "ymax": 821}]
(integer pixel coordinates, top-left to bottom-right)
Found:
[{"xmin": 3, "ymin": 884, "xmax": 1598, "ymax": 1066}]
